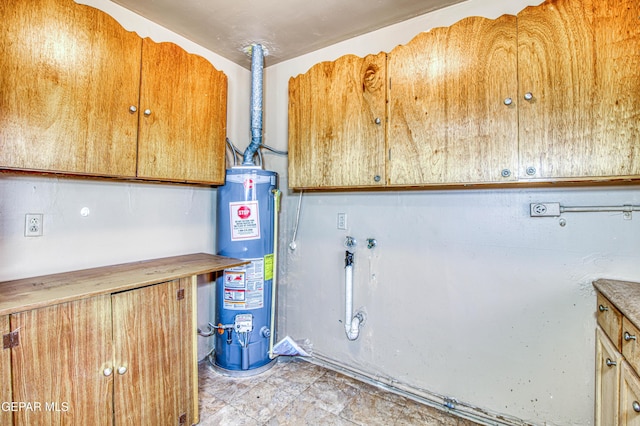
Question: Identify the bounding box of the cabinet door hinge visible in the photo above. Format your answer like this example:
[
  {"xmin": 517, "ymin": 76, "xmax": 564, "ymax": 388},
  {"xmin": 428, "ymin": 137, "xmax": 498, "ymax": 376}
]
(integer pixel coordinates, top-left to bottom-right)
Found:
[
  {"xmin": 176, "ymin": 289, "xmax": 185, "ymax": 300},
  {"xmin": 178, "ymin": 413, "xmax": 187, "ymax": 425},
  {"xmin": 3, "ymin": 331, "xmax": 19, "ymax": 349}
]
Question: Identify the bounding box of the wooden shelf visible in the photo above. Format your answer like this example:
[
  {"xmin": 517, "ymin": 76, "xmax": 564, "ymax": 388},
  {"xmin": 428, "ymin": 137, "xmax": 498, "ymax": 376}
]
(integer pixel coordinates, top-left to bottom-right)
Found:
[{"xmin": 0, "ymin": 253, "xmax": 247, "ymax": 315}]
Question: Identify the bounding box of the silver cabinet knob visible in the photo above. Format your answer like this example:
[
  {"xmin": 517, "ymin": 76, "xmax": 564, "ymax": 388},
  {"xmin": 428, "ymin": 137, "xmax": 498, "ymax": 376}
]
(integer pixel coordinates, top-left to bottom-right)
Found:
[
  {"xmin": 625, "ymin": 331, "xmax": 637, "ymax": 341},
  {"xmin": 117, "ymin": 366, "xmax": 128, "ymax": 375},
  {"xmin": 143, "ymin": 109, "xmax": 152, "ymax": 116},
  {"xmin": 524, "ymin": 92, "xmax": 533, "ymax": 101},
  {"xmin": 129, "ymin": 106, "xmax": 137, "ymax": 113},
  {"xmin": 634, "ymin": 401, "xmax": 640, "ymax": 413},
  {"xmin": 501, "ymin": 169, "xmax": 511, "ymax": 178},
  {"xmin": 503, "ymin": 98, "xmax": 513, "ymax": 106},
  {"xmin": 373, "ymin": 175, "xmax": 381, "ymax": 182},
  {"xmin": 606, "ymin": 358, "xmax": 617, "ymax": 367},
  {"xmin": 374, "ymin": 117, "xmax": 381, "ymax": 125},
  {"xmin": 599, "ymin": 304, "xmax": 609, "ymax": 312},
  {"xmin": 526, "ymin": 166, "xmax": 536, "ymax": 176},
  {"xmin": 103, "ymin": 367, "xmax": 113, "ymax": 377}
]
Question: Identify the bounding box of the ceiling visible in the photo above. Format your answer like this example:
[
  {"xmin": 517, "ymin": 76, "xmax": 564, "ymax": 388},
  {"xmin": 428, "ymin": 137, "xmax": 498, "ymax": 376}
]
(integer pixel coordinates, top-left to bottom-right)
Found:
[{"xmin": 110, "ymin": 0, "xmax": 467, "ymax": 68}]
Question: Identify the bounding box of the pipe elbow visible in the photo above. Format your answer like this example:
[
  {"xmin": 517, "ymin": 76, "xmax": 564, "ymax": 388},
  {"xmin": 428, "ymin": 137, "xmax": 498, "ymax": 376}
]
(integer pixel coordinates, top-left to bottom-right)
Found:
[{"xmin": 344, "ymin": 312, "xmax": 364, "ymax": 341}]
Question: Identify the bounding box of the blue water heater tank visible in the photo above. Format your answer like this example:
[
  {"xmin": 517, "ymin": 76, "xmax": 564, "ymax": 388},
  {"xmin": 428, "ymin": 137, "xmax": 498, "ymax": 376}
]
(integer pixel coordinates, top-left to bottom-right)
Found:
[{"xmin": 214, "ymin": 167, "xmax": 277, "ymax": 373}]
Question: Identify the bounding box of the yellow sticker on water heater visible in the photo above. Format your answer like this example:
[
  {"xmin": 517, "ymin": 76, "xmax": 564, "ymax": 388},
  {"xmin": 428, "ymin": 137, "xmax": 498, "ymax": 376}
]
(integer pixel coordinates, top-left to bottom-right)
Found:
[{"xmin": 264, "ymin": 253, "xmax": 274, "ymax": 281}]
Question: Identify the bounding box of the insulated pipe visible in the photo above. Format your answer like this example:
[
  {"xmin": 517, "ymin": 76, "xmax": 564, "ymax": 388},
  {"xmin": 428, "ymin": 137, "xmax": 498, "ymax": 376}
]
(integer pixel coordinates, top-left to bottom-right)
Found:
[
  {"xmin": 344, "ymin": 251, "xmax": 363, "ymax": 341},
  {"xmin": 242, "ymin": 43, "xmax": 265, "ymax": 166},
  {"xmin": 268, "ymin": 189, "xmax": 281, "ymax": 358}
]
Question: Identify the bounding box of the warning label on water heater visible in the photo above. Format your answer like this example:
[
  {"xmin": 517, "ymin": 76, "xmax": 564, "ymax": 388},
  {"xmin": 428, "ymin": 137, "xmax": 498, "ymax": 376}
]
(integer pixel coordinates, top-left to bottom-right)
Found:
[
  {"xmin": 223, "ymin": 258, "xmax": 264, "ymax": 310},
  {"xmin": 229, "ymin": 200, "xmax": 260, "ymax": 241}
]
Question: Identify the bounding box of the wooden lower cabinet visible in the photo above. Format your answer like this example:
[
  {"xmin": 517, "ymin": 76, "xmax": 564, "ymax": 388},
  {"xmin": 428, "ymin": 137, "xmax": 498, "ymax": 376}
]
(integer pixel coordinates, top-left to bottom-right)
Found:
[
  {"xmin": 7, "ymin": 278, "xmax": 195, "ymax": 425},
  {"xmin": 595, "ymin": 283, "xmax": 640, "ymax": 426},
  {"xmin": 10, "ymin": 295, "xmax": 113, "ymax": 426},
  {"xmin": 596, "ymin": 326, "xmax": 622, "ymax": 426},
  {"xmin": 1, "ymin": 315, "xmax": 12, "ymax": 426},
  {"xmin": 112, "ymin": 278, "xmax": 196, "ymax": 425},
  {"xmin": 620, "ymin": 361, "xmax": 640, "ymax": 426}
]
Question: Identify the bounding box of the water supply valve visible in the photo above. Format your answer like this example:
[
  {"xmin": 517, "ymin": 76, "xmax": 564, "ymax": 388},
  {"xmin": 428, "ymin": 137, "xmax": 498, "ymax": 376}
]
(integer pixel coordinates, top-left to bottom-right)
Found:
[{"xmin": 344, "ymin": 236, "xmax": 356, "ymax": 249}]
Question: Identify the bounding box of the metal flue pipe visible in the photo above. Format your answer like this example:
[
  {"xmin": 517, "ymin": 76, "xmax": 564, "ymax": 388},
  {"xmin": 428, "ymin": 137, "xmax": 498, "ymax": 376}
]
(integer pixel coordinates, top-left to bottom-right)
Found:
[{"xmin": 242, "ymin": 43, "xmax": 265, "ymax": 166}]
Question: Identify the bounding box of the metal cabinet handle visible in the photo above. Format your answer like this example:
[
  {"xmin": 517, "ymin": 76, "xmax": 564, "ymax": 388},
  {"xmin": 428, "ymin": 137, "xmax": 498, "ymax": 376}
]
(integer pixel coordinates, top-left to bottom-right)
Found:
[
  {"xmin": 129, "ymin": 106, "xmax": 137, "ymax": 113},
  {"xmin": 501, "ymin": 169, "xmax": 511, "ymax": 178},
  {"xmin": 606, "ymin": 358, "xmax": 617, "ymax": 367},
  {"xmin": 143, "ymin": 109, "xmax": 152, "ymax": 116},
  {"xmin": 633, "ymin": 401, "xmax": 640, "ymax": 413},
  {"xmin": 599, "ymin": 304, "xmax": 609, "ymax": 312},
  {"xmin": 103, "ymin": 367, "xmax": 113, "ymax": 377},
  {"xmin": 524, "ymin": 92, "xmax": 533, "ymax": 101},
  {"xmin": 117, "ymin": 366, "xmax": 128, "ymax": 375},
  {"xmin": 625, "ymin": 331, "xmax": 637, "ymax": 341},
  {"xmin": 374, "ymin": 117, "xmax": 381, "ymax": 125},
  {"xmin": 503, "ymin": 97, "xmax": 513, "ymax": 106}
]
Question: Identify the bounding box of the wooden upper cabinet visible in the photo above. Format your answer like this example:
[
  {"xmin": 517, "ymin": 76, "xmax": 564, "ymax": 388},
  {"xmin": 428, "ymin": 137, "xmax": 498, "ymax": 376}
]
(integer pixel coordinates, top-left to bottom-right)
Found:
[
  {"xmin": 288, "ymin": 53, "xmax": 387, "ymax": 189},
  {"xmin": 517, "ymin": 0, "xmax": 640, "ymax": 180},
  {"xmin": 517, "ymin": 0, "xmax": 595, "ymax": 180},
  {"xmin": 388, "ymin": 14, "xmax": 518, "ymax": 185},
  {"xmin": 287, "ymin": 0, "xmax": 639, "ymax": 190},
  {"xmin": 0, "ymin": 0, "xmax": 141, "ymax": 177},
  {"xmin": 1, "ymin": 0, "xmax": 228, "ymax": 185},
  {"xmin": 137, "ymin": 40, "xmax": 228, "ymax": 184},
  {"xmin": 591, "ymin": 0, "xmax": 640, "ymax": 178}
]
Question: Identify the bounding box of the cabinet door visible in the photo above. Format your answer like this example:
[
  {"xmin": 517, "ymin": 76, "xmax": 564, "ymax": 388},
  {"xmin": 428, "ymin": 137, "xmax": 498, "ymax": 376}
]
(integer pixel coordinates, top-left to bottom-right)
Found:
[
  {"xmin": 112, "ymin": 278, "xmax": 196, "ymax": 425},
  {"xmin": 591, "ymin": 0, "xmax": 640, "ymax": 178},
  {"xmin": 620, "ymin": 361, "xmax": 640, "ymax": 426},
  {"xmin": 596, "ymin": 327, "xmax": 622, "ymax": 426},
  {"xmin": 10, "ymin": 295, "xmax": 113, "ymax": 426},
  {"xmin": 622, "ymin": 317, "xmax": 640, "ymax": 374},
  {"xmin": 288, "ymin": 53, "xmax": 387, "ymax": 189},
  {"xmin": 387, "ymin": 14, "xmax": 518, "ymax": 186},
  {"xmin": 517, "ymin": 0, "xmax": 596, "ymax": 180},
  {"xmin": 137, "ymin": 39, "xmax": 227, "ymax": 184},
  {"xmin": 1, "ymin": 316, "xmax": 12, "ymax": 426},
  {"xmin": 0, "ymin": 0, "xmax": 141, "ymax": 177}
]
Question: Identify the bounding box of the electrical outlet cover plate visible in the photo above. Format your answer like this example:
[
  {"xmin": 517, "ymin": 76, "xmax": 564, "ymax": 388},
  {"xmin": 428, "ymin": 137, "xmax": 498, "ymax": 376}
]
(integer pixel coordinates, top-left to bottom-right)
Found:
[
  {"xmin": 530, "ymin": 203, "xmax": 561, "ymax": 217},
  {"xmin": 337, "ymin": 213, "xmax": 347, "ymax": 230},
  {"xmin": 25, "ymin": 213, "xmax": 43, "ymax": 237}
]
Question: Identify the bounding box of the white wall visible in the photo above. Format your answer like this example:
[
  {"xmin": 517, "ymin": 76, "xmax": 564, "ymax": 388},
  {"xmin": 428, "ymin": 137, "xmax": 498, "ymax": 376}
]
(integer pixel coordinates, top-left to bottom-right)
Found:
[
  {"xmin": 6, "ymin": 0, "xmax": 640, "ymax": 424},
  {"xmin": 263, "ymin": 0, "xmax": 640, "ymax": 425},
  {"xmin": 0, "ymin": 0, "xmax": 251, "ymax": 360}
]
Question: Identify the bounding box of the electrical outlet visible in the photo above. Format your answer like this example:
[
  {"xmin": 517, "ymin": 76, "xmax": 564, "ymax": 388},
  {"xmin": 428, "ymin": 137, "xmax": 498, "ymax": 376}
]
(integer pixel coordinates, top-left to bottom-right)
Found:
[
  {"xmin": 530, "ymin": 203, "xmax": 561, "ymax": 217},
  {"xmin": 25, "ymin": 213, "xmax": 43, "ymax": 237},
  {"xmin": 337, "ymin": 213, "xmax": 347, "ymax": 230}
]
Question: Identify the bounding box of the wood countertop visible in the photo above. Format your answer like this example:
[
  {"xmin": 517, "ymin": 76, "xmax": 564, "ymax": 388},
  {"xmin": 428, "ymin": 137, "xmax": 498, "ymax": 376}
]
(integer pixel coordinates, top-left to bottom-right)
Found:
[
  {"xmin": 0, "ymin": 253, "xmax": 247, "ymax": 316},
  {"xmin": 594, "ymin": 278, "xmax": 640, "ymax": 329}
]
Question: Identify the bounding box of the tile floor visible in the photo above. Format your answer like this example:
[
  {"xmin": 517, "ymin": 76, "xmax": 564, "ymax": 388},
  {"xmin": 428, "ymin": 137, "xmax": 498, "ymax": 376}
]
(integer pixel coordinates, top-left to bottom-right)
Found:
[{"xmin": 197, "ymin": 357, "xmax": 481, "ymax": 425}]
